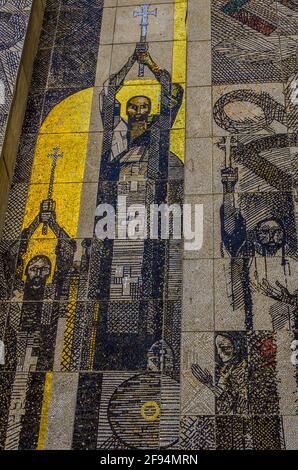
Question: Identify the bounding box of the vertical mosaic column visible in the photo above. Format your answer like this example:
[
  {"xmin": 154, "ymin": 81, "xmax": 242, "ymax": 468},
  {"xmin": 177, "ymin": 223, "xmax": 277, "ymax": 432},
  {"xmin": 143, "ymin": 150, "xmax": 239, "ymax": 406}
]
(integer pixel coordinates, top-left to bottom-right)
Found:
[{"xmin": 180, "ymin": 0, "xmax": 298, "ymax": 450}]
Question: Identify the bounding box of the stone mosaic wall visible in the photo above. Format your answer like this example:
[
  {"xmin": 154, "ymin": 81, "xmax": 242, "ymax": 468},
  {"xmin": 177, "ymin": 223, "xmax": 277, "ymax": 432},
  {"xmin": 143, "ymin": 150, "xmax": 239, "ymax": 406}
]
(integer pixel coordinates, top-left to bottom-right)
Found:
[{"xmin": 0, "ymin": 0, "xmax": 297, "ymax": 451}]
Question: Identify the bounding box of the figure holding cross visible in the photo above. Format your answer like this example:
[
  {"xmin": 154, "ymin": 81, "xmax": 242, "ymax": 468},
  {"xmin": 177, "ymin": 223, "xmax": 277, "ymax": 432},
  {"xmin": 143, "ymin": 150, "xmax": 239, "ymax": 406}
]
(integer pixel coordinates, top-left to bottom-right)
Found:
[
  {"xmin": 133, "ymin": 4, "xmax": 157, "ymax": 77},
  {"xmin": 98, "ymin": 23, "xmax": 184, "ymax": 178},
  {"xmin": 219, "ymin": 135, "xmax": 293, "ymax": 331},
  {"xmin": 18, "ymin": 145, "xmax": 74, "ymax": 244}
]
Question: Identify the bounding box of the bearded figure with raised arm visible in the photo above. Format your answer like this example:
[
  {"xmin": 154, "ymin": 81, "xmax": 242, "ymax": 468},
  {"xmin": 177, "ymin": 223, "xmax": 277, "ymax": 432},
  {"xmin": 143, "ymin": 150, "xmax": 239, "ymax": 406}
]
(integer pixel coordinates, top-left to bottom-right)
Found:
[
  {"xmin": 86, "ymin": 42, "xmax": 184, "ymax": 372},
  {"xmin": 98, "ymin": 42, "xmax": 184, "ymax": 180}
]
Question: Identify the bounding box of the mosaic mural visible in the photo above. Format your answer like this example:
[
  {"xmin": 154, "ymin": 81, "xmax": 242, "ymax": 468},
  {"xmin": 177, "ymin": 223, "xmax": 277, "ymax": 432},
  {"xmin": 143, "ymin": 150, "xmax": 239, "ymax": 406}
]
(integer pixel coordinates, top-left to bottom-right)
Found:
[{"xmin": 0, "ymin": 0, "xmax": 298, "ymax": 451}]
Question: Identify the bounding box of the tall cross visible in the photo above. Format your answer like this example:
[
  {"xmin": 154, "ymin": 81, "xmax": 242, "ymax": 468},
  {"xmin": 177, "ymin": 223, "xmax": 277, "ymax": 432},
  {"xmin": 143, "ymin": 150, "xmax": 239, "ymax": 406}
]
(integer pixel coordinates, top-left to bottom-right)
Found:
[
  {"xmin": 47, "ymin": 147, "xmax": 64, "ymax": 200},
  {"xmin": 133, "ymin": 4, "xmax": 157, "ymax": 77},
  {"xmin": 218, "ymin": 136, "xmax": 238, "ymax": 167},
  {"xmin": 40, "ymin": 147, "xmax": 63, "ymax": 235}
]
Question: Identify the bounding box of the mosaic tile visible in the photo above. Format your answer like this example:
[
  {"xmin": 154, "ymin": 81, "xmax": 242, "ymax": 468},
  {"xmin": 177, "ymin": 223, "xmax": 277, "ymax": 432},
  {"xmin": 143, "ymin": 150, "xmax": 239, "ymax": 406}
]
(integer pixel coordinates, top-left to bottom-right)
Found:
[
  {"xmin": 183, "ymin": 194, "xmax": 213, "ymax": 259},
  {"xmin": 0, "ymin": 1, "xmax": 33, "ymax": 13},
  {"xmin": 212, "ymin": 135, "xmax": 297, "ymax": 194},
  {"xmin": 0, "ymin": 238, "xmax": 21, "ymax": 301},
  {"xmin": 60, "ymin": 0, "xmax": 104, "ymax": 9},
  {"xmin": 37, "ymin": 8, "xmax": 59, "ymax": 49},
  {"xmin": 211, "ymin": 0, "xmax": 286, "ymax": 85},
  {"xmin": 159, "ymin": 371, "xmax": 180, "ymax": 448},
  {"xmin": 214, "ymin": 254, "xmax": 298, "ymax": 332},
  {"xmin": 21, "ymin": 92, "xmax": 44, "ymax": 134},
  {"xmin": 2, "ymin": 183, "xmax": 29, "ymax": 241},
  {"xmin": 12, "ymin": 133, "xmax": 37, "ymax": 184},
  {"xmin": 185, "ymin": 138, "xmax": 213, "ymax": 195},
  {"xmin": 55, "ymin": 5, "xmax": 103, "ymax": 49},
  {"xmin": 109, "ymin": 41, "xmax": 174, "ymax": 82},
  {"xmin": 283, "ymin": 415, "xmax": 298, "ymax": 450},
  {"xmin": 48, "ymin": 46, "xmax": 99, "ymax": 89},
  {"xmin": 213, "ymin": 191, "xmax": 298, "ymax": 260},
  {"xmin": 43, "ymin": 0, "xmax": 61, "ymax": 11},
  {"xmin": 41, "ymin": 86, "xmax": 84, "ymax": 122},
  {"xmin": 182, "ymin": 259, "xmax": 214, "ymax": 332},
  {"xmin": 0, "ymin": 11, "xmax": 28, "ymax": 50},
  {"xmin": 180, "ymin": 415, "xmax": 216, "ymax": 450},
  {"xmin": 276, "ymin": 1, "xmax": 298, "ymax": 35},
  {"xmin": 118, "ymin": 1, "xmax": 184, "ymax": 5},
  {"xmin": 186, "ymin": 86, "xmax": 212, "ymax": 138},
  {"xmin": 212, "ymin": 82, "xmax": 288, "ymax": 138},
  {"xmin": 215, "ymin": 415, "xmax": 284, "ymax": 450},
  {"xmin": 29, "ymin": 48, "xmax": 52, "ymax": 92},
  {"xmin": 180, "ymin": 332, "xmax": 216, "ymax": 415}
]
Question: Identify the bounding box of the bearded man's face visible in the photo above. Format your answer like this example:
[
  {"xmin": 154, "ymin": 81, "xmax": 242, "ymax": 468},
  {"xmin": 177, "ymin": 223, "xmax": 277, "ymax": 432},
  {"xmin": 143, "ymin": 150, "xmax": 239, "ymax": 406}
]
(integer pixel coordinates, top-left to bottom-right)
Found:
[{"xmin": 26, "ymin": 258, "xmax": 51, "ymax": 290}]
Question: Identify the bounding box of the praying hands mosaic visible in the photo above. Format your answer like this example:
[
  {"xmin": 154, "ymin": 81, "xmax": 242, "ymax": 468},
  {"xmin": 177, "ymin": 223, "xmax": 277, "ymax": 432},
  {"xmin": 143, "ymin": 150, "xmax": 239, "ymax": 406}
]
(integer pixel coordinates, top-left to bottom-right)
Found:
[{"xmin": 0, "ymin": 0, "xmax": 298, "ymax": 451}]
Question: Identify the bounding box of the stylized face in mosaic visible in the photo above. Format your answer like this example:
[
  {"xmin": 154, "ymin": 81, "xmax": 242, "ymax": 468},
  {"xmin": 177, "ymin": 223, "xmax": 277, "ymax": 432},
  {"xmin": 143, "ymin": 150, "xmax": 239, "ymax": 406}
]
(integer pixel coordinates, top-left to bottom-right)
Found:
[
  {"xmin": 26, "ymin": 256, "xmax": 51, "ymax": 290},
  {"xmin": 216, "ymin": 335, "xmax": 235, "ymax": 363},
  {"xmin": 126, "ymin": 96, "xmax": 151, "ymax": 122},
  {"xmin": 256, "ymin": 219, "xmax": 284, "ymax": 254}
]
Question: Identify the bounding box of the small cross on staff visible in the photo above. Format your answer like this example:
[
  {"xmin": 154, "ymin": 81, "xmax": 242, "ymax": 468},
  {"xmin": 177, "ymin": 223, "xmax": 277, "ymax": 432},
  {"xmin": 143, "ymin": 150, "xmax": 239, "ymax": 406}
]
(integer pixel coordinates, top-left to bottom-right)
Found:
[
  {"xmin": 47, "ymin": 147, "xmax": 64, "ymax": 200},
  {"xmin": 41, "ymin": 147, "xmax": 64, "ymax": 235},
  {"xmin": 218, "ymin": 136, "xmax": 238, "ymax": 167},
  {"xmin": 133, "ymin": 4, "xmax": 157, "ymax": 77}
]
